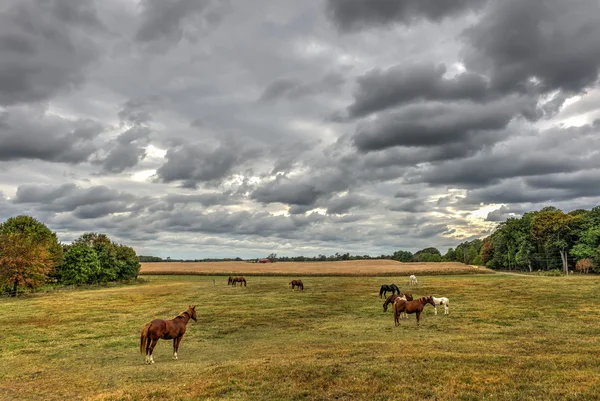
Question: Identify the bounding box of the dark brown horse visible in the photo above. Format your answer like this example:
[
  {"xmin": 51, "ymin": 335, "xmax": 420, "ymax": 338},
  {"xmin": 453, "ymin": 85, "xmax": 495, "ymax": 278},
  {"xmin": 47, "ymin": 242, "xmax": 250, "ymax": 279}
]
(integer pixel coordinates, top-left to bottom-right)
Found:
[
  {"xmin": 290, "ymin": 280, "xmax": 304, "ymax": 290},
  {"xmin": 382, "ymin": 292, "xmax": 413, "ymax": 312},
  {"xmin": 229, "ymin": 276, "xmax": 246, "ymax": 286},
  {"xmin": 393, "ymin": 296, "xmax": 435, "ymax": 326},
  {"xmin": 140, "ymin": 305, "xmax": 198, "ymax": 364}
]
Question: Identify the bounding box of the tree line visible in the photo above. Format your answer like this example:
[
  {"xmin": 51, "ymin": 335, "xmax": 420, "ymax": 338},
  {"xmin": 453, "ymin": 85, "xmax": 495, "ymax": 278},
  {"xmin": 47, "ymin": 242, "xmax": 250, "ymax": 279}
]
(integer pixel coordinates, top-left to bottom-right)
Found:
[
  {"xmin": 0, "ymin": 215, "xmax": 140, "ymax": 296},
  {"xmin": 433, "ymin": 206, "xmax": 600, "ymax": 274}
]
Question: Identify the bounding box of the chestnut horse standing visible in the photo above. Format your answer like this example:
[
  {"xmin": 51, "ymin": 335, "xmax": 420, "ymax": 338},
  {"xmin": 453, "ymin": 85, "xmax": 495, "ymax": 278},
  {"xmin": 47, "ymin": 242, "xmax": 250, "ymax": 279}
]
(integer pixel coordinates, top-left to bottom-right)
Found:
[
  {"xmin": 393, "ymin": 296, "xmax": 435, "ymax": 326},
  {"xmin": 140, "ymin": 305, "xmax": 198, "ymax": 364},
  {"xmin": 229, "ymin": 276, "xmax": 246, "ymax": 286},
  {"xmin": 290, "ymin": 280, "xmax": 304, "ymax": 290},
  {"xmin": 382, "ymin": 292, "xmax": 413, "ymax": 312}
]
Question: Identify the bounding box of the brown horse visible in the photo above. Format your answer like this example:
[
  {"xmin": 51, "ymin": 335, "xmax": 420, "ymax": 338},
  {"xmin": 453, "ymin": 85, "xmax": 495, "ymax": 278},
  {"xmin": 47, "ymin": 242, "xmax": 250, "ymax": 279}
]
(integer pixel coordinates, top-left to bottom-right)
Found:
[
  {"xmin": 290, "ymin": 280, "xmax": 304, "ymax": 290},
  {"xmin": 140, "ymin": 305, "xmax": 198, "ymax": 364},
  {"xmin": 393, "ymin": 296, "xmax": 435, "ymax": 326},
  {"xmin": 382, "ymin": 292, "xmax": 413, "ymax": 312},
  {"xmin": 230, "ymin": 276, "xmax": 246, "ymax": 286}
]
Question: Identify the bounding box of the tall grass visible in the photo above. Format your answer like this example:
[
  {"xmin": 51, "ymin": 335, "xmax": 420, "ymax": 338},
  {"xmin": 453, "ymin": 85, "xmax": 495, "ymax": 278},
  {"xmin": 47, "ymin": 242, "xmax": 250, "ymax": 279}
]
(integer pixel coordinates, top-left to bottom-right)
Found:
[{"xmin": 1, "ymin": 274, "xmax": 599, "ymax": 400}]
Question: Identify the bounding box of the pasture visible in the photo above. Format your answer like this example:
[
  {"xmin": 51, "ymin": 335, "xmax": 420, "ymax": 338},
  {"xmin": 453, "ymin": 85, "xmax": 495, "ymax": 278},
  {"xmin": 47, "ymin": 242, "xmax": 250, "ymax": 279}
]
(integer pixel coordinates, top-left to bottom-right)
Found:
[
  {"xmin": 139, "ymin": 260, "xmax": 490, "ymax": 276},
  {"xmin": 1, "ymin": 273, "xmax": 600, "ymax": 400}
]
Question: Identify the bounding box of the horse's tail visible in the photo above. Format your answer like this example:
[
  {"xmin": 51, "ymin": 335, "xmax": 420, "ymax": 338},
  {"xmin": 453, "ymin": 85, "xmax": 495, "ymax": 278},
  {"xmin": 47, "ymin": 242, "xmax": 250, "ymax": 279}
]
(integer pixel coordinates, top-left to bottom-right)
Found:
[{"xmin": 140, "ymin": 322, "xmax": 151, "ymax": 354}]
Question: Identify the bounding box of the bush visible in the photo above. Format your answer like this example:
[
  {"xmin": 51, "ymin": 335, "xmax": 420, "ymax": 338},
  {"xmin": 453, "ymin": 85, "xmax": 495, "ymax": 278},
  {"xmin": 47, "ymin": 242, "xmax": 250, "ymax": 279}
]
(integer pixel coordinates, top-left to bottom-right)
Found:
[{"xmin": 61, "ymin": 244, "xmax": 101, "ymax": 285}]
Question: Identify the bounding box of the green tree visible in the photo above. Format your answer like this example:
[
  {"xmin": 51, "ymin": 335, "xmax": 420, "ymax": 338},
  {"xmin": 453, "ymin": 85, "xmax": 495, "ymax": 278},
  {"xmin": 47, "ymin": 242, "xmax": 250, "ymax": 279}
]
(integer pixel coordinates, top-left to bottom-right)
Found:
[
  {"xmin": 392, "ymin": 250, "xmax": 413, "ymax": 262},
  {"xmin": 442, "ymin": 248, "xmax": 456, "ymax": 261},
  {"xmin": 61, "ymin": 243, "xmax": 101, "ymax": 285},
  {"xmin": 531, "ymin": 208, "xmax": 578, "ymax": 274},
  {"xmin": 73, "ymin": 233, "xmax": 119, "ymax": 282},
  {"xmin": 0, "ymin": 233, "xmax": 52, "ymax": 296},
  {"xmin": 115, "ymin": 244, "xmax": 141, "ymax": 280}
]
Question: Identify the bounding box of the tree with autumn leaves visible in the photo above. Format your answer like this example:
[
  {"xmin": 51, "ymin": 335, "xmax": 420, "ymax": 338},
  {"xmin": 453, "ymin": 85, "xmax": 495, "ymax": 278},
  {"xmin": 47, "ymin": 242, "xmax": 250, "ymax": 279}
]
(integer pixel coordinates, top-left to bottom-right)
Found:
[
  {"xmin": 0, "ymin": 216, "xmax": 63, "ymax": 296},
  {"xmin": 0, "ymin": 215, "xmax": 140, "ymax": 296}
]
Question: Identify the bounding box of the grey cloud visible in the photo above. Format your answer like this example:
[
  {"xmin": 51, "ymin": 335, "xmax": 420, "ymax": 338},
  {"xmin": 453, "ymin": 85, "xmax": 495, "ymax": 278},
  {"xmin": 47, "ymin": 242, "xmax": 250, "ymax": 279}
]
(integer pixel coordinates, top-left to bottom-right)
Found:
[
  {"xmin": 389, "ymin": 199, "xmax": 428, "ymax": 213},
  {"xmin": 352, "ymin": 98, "xmax": 529, "ymax": 152},
  {"xmin": 348, "ymin": 63, "xmax": 489, "ymax": 118},
  {"xmin": 259, "ymin": 72, "xmax": 345, "ymax": 102},
  {"xmin": 0, "ymin": 0, "xmax": 99, "ymax": 106},
  {"xmin": 326, "ymin": 0, "xmax": 487, "ymax": 32},
  {"xmin": 135, "ymin": 0, "xmax": 226, "ymax": 45},
  {"xmin": 462, "ymin": 0, "xmax": 600, "ymax": 95},
  {"xmin": 486, "ymin": 205, "xmax": 519, "ymax": 222},
  {"xmin": 0, "ymin": 106, "xmax": 104, "ymax": 163},
  {"xmin": 156, "ymin": 142, "xmax": 254, "ymax": 188},
  {"xmin": 96, "ymin": 126, "xmax": 151, "ymax": 173},
  {"xmin": 13, "ymin": 184, "xmax": 135, "ymax": 218},
  {"xmin": 325, "ymin": 194, "xmax": 371, "ymax": 215}
]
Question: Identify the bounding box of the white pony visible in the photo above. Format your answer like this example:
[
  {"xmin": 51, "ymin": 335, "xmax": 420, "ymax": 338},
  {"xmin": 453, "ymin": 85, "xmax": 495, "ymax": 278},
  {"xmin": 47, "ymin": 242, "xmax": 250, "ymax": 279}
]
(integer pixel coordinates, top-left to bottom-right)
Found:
[
  {"xmin": 431, "ymin": 296, "xmax": 449, "ymax": 315},
  {"xmin": 409, "ymin": 274, "xmax": 418, "ymax": 286}
]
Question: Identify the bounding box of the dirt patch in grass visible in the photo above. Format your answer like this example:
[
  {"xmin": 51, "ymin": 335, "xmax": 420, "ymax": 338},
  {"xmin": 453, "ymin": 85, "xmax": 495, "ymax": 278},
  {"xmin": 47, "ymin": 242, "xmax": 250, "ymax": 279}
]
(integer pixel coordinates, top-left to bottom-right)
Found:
[{"xmin": 140, "ymin": 260, "xmax": 493, "ymax": 276}]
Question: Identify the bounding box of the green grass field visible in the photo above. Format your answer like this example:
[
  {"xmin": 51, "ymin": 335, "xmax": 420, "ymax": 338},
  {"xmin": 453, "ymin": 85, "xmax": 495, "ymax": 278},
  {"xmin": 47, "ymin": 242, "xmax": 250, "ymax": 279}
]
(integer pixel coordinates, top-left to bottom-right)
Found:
[{"xmin": 1, "ymin": 274, "xmax": 600, "ymax": 400}]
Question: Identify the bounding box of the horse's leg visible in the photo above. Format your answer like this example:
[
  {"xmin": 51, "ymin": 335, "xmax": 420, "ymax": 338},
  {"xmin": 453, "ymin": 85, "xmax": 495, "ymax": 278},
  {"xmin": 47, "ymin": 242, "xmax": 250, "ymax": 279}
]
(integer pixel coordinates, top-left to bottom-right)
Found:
[
  {"xmin": 445, "ymin": 304, "xmax": 449, "ymax": 315},
  {"xmin": 173, "ymin": 336, "xmax": 182, "ymax": 360},
  {"xmin": 148, "ymin": 338, "xmax": 159, "ymax": 364},
  {"xmin": 434, "ymin": 305, "xmax": 438, "ymax": 315},
  {"xmin": 416, "ymin": 310, "xmax": 421, "ymax": 325}
]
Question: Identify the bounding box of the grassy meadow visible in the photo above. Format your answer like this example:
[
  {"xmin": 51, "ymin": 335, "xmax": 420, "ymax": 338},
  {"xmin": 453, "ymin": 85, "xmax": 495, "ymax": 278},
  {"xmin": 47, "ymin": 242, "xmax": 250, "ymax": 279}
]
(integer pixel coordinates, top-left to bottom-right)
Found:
[{"xmin": 1, "ymin": 273, "xmax": 600, "ymax": 400}]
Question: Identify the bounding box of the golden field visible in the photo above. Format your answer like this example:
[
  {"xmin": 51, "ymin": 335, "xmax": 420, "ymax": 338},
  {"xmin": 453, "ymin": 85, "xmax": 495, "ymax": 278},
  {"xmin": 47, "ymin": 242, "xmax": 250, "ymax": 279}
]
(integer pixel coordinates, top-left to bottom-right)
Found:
[{"xmin": 139, "ymin": 260, "xmax": 491, "ymax": 276}]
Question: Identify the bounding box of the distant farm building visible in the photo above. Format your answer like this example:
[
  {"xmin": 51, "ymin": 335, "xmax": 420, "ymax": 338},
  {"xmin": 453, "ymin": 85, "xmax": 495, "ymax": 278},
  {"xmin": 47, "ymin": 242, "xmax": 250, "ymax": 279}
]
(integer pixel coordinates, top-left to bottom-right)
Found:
[{"xmin": 257, "ymin": 258, "xmax": 272, "ymax": 263}]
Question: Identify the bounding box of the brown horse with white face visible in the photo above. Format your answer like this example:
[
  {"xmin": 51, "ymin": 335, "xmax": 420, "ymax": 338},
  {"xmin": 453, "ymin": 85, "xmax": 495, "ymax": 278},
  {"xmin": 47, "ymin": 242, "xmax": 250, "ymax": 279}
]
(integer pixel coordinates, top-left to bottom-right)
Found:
[
  {"xmin": 393, "ymin": 296, "xmax": 435, "ymax": 326},
  {"xmin": 140, "ymin": 305, "xmax": 198, "ymax": 364},
  {"xmin": 289, "ymin": 280, "xmax": 304, "ymax": 290},
  {"xmin": 382, "ymin": 292, "xmax": 414, "ymax": 312}
]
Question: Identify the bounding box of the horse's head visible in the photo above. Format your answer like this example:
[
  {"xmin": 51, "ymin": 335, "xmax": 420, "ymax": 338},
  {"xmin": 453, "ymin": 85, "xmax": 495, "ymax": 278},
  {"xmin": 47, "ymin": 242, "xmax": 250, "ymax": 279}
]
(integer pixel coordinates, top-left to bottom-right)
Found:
[
  {"xmin": 188, "ymin": 305, "xmax": 198, "ymax": 322},
  {"xmin": 424, "ymin": 296, "xmax": 435, "ymax": 307},
  {"xmin": 383, "ymin": 301, "xmax": 388, "ymax": 312}
]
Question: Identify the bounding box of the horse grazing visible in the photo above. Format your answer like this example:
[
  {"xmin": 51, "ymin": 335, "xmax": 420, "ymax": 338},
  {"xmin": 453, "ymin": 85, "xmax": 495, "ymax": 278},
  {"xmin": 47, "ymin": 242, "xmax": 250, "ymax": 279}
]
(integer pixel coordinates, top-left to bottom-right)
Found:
[
  {"xmin": 290, "ymin": 280, "xmax": 304, "ymax": 290},
  {"xmin": 409, "ymin": 275, "xmax": 418, "ymax": 286},
  {"xmin": 379, "ymin": 284, "xmax": 400, "ymax": 298},
  {"xmin": 393, "ymin": 296, "xmax": 435, "ymax": 326},
  {"xmin": 140, "ymin": 305, "xmax": 198, "ymax": 364},
  {"xmin": 432, "ymin": 296, "xmax": 450, "ymax": 315},
  {"xmin": 230, "ymin": 276, "xmax": 247, "ymax": 287}
]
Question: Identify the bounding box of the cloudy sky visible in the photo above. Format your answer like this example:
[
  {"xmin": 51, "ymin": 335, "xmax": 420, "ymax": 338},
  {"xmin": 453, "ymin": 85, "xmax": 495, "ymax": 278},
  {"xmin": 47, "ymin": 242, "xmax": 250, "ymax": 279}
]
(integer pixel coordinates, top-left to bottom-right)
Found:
[{"xmin": 1, "ymin": 0, "xmax": 600, "ymax": 259}]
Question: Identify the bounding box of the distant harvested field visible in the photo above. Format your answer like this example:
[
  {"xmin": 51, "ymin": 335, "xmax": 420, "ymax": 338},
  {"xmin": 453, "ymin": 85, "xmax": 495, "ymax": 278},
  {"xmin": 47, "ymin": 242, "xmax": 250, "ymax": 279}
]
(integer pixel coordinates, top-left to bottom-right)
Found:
[{"xmin": 140, "ymin": 260, "xmax": 492, "ymax": 276}]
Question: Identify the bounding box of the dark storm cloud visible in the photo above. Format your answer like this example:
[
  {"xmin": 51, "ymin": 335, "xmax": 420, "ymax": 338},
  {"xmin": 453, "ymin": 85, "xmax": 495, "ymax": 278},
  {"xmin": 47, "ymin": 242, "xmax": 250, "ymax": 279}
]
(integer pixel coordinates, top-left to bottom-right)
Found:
[
  {"xmin": 0, "ymin": 106, "xmax": 104, "ymax": 163},
  {"xmin": 352, "ymin": 97, "xmax": 530, "ymax": 152},
  {"xmin": 347, "ymin": 63, "xmax": 489, "ymax": 118},
  {"xmin": 462, "ymin": 0, "xmax": 600, "ymax": 95},
  {"xmin": 155, "ymin": 142, "xmax": 255, "ymax": 188},
  {"xmin": 0, "ymin": 0, "xmax": 100, "ymax": 106},
  {"xmin": 326, "ymin": 0, "xmax": 487, "ymax": 32}
]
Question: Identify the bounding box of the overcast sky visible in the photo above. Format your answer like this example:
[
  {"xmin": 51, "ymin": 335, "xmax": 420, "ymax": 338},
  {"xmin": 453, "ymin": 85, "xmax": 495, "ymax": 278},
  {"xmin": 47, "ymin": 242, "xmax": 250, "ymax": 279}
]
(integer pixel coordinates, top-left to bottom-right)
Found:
[{"xmin": 1, "ymin": 0, "xmax": 600, "ymax": 259}]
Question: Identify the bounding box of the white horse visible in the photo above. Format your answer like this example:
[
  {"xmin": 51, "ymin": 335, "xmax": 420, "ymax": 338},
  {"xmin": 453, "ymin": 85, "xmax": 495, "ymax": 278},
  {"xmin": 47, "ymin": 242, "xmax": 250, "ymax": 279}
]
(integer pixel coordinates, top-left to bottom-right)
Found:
[
  {"xmin": 409, "ymin": 275, "xmax": 418, "ymax": 286},
  {"xmin": 432, "ymin": 296, "xmax": 449, "ymax": 315}
]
